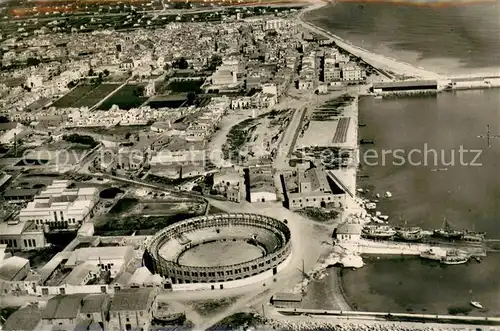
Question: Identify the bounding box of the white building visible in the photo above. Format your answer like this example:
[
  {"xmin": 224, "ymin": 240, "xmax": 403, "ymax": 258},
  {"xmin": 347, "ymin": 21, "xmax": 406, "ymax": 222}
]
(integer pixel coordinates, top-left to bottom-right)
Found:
[
  {"xmin": 18, "ymin": 180, "xmax": 99, "ymax": 230},
  {"xmin": 65, "ymin": 246, "xmax": 134, "ymax": 278},
  {"xmin": 341, "ymin": 65, "xmax": 363, "ymax": 81}
]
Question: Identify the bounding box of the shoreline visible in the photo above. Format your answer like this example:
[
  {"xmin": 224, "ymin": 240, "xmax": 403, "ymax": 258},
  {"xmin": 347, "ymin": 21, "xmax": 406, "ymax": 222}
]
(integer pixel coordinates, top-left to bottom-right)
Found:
[
  {"xmin": 296, "ymin": 2, "xmax": 442, "ymax": 80},
  {"xmin": 298, "ymin": 2, "xmax": 500, "ymax": 79}
]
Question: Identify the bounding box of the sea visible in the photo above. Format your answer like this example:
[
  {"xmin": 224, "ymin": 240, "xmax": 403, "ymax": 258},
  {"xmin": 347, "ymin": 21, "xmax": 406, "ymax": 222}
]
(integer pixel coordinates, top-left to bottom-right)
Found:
[{"xmin": 303, "ymin": 0, "xmax": 500, "ymax": 316}]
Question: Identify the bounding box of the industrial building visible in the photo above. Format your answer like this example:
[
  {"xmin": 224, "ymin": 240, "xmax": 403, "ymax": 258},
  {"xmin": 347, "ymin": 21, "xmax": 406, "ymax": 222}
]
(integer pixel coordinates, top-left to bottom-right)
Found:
[
  {"xmin": 372, "ymin": 80, "xmax": 438, "ymax": 95},
  {"xmin": 287, "ymin": 166, "xmax": 346, "ymax": 210},
  {"xmin": 18, "ymin": 180, "xmax": 99, "ymax": 230}
]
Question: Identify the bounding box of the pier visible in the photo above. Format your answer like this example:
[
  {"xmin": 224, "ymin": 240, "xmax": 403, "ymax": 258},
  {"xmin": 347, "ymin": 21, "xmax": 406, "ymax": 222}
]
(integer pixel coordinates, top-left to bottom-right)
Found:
[{"xmin": 357, "ymin": 238, "xmax": 486, "ymax": 257}]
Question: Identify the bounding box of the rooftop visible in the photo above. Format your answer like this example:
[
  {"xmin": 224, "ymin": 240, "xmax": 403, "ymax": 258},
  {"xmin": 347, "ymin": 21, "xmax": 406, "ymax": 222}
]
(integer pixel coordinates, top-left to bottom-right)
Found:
[
  {"xmin": 41, "ymin": 294, "xmax": 86, "ymax": 320},
  {"xmin": 0, "ymin": 256, "xmax": 29, "ymax": 281},
  {"xmin": 3, "ymin": 304, "xmax": 42, "ymax": 331},
  {"xmin": 372, "ymin": 80, "xmax": 437, "ymax": 89},
  {"xmin": 110, "ymin": 288, "xmax": 154, "ymax": 312}
]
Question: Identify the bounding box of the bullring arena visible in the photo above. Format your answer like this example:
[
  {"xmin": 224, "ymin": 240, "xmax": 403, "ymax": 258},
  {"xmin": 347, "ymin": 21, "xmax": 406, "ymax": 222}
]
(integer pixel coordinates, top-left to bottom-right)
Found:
[{"xmin": 143, "ymin": 213, "xmax": 292, "ymax": 290}]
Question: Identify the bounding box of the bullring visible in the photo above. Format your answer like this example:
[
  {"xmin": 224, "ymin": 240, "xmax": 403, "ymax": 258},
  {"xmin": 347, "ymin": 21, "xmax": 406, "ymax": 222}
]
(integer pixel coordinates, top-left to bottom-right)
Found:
[{"xmin": 143, "ymin": 213, "xmax": 292, "ymax": 289}]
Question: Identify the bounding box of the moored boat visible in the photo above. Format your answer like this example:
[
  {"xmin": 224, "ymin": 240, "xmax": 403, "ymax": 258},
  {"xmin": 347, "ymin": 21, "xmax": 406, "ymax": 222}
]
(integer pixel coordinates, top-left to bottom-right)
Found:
[
  {"xmin": 440, "ymin": 249, "xmax": 469, "ymax": 265},
  {"xmin": 396, "ymin": 227, "xmax": 423, "ymax": 241},
  {"xmin": 470, "ymin": 301, "xmax": 483, "ymax": 309},
  {"xmin": 461, "ymin": 230, "xmax": 486, "ymax": 243},
  {"xmin": 420, "ymin": 248, "xmax": 445, "ymax": 261},
  {"xmin": 362, "ymin": 225, "xmax": 396, "ymax": 238},
  {"xmin": 384, "ymin": 191, "xmax": 392, "ymax": 198},
  {"xmin": 434, "ymin": 219, "xmax": 463, "ymax": 239}
]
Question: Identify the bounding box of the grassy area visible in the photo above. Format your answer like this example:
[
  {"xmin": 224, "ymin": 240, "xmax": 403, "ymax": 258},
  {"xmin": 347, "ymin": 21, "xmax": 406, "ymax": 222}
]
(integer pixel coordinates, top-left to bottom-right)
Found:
[
  {"xmin": 298, "ymin": 207, "xmax": 340, "ymax": 222},
  {"xmin": 222, "ymin": 118, "xmax": 258, "ymax": 160},
  {"xmin": 165, "ymin": 80, "xmax": 203, "ymax": 93},
  {"xmin": 109, "ymin": 197, "xmax": 138, "ymax": 214},
  {"xmin": 94, "ymin": 213, "xmax": 199, "ymax": 236},
  {"xmin": 188, "ymin": 297, "xmax": 240, "ymax": 317},
  {"xmin": 51, "ymin": 85, "xmax": 97, "ymax": 108},
  {"xmin": 207, "ymin": 312, "xmax": 264, "ymax": 331},
  {"xmin": 99, "ymin": 84, "xmax": 147, "ymax": 110},
  {"xmin": 70, "ymin": 83, "xmax": 120, "ymax": 108}
]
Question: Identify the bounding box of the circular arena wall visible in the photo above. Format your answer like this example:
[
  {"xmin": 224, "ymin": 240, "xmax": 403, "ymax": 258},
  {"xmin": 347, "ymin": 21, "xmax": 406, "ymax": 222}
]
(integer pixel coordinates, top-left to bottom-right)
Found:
[{"xmin": 143, "ymin": 213, "xmax": 292, "ymax": 288}]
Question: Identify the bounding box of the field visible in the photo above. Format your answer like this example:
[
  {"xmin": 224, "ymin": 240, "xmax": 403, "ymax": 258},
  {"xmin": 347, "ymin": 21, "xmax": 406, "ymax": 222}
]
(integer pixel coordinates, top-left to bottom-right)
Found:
[
  {"xmin": 51, "ymin": 85, "xmax": 97, "ymax": 108},
  {"xmin": 94, "ymin": 197, "xmax": 207, "ymax": 236},
  {"xmin": 165, "ymin": 80, "xmax": 203, "ymax": 93},
  {"xmin": 99, "ymin": 84, "xmax": 147, "ymax": 110},
  {"xmin": 70, "ymin": 83, "xmax": 120, "ymax": 108}
]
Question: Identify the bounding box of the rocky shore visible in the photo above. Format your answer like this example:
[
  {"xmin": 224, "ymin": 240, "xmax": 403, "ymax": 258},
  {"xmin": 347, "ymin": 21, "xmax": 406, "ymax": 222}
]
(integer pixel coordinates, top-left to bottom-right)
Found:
[{"xmin": 262, "ymin": 318, "xmax": 496, "ymax": 331}]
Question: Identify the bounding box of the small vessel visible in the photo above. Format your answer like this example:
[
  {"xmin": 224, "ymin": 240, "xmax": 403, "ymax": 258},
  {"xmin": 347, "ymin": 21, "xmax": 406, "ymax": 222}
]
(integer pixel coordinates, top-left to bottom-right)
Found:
[
  {"xmin": 375, "ymin": 193, "xmax": 380, "ymax": 198},
  {"xmin": 439, "ymin": 168, "xmax": 448, "ymax": 171},
  {"xmin": 397, "ymin": 226, "xmax": 423, "ymax": 241},
  {"xmin": 374, "ymin": 96, "xmax": 383, "ymax": 99},
  {"xmin": 378, "ymin": 215, "xmax": 389, "ymax": 221},
  {"xmin": 365, "ymin": 202, "xmax": 376, "ymax": 210},
  {"xmin": 461, "ymin": 230, "xmax": 486, "ymax": 243},
  {"xmin": 470, "ymin": 301, "xmax": 483, "ymax": 309},
  {"xmin": 440, "ymin": 250, "xmax": 469, "ymax": 265},
  {"xmin": 431, "ymin": 168, "xmax": 438, "ymax": 172},
  {"xmin": 434, "ymin": 219, "xmax": 463, "ymax": 240},
  {"xmin": 360, "ymin": 139, "xmax": 374, "ymax": 145},
  {"xmin": 384, "ymin": 191, "xmax": 392, "ymax": 198},
  {"xmin": 362, "ymin": 225, "xmax": 397, "ymax": 238},
  {"xmin": 420, "ymin": 248, "xmax": 445, "ymax": 261},
  {"xmin": 359, "ymin": 123, "xmax": 366, "ymax": 127}
]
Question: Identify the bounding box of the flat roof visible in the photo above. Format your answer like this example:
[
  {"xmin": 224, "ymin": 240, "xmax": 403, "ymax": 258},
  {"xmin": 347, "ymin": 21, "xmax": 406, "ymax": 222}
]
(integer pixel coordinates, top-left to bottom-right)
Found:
[
  {"xmin": 373, "ymin": 80, "xmax": 437, "ymax": 89},
  {"xmin": 272, "ymin": 293, "xmax": 303, "ymax": 302},
  {"xmin": 0, "ymin": 256, "xmax": 29, "ymax": 281}
]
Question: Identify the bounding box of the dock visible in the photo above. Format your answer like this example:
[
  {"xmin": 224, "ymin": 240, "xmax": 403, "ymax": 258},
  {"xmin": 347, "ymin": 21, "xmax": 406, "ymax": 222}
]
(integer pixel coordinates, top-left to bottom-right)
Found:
[{"xmin": 357, "ymin": 238, "xmax": 486, "ymax": 257}]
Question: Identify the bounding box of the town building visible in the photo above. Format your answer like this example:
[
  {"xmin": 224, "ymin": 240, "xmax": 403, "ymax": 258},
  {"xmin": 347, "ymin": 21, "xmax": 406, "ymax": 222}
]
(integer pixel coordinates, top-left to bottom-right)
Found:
[
  {"xmin": 335, "ymin": 222, "xmax": 362, "ymax": 243},
  {"xmin": 0, "ymin": 256, "xmax": 31, "ymax": 294},
  {"xmin": 287, "ymin": 167, "xmax": 346, "ymax": 210},
  {"xmin": 0, "ymin": 218, "xmax": 46, "ymax": 251},
  {"xmin": 18, "ymin": 180, "xmax": 99, "ymax": 231},
  {"xmin": 108, "ymin": 288, "xmax": 157, "ymax": 331}
]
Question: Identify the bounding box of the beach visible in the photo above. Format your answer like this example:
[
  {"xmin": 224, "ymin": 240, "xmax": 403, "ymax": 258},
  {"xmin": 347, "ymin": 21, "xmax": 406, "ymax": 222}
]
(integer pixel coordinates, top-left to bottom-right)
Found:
[{"xmin": 297, "ymin": 2, "xmax": 442, "ymax": 80}]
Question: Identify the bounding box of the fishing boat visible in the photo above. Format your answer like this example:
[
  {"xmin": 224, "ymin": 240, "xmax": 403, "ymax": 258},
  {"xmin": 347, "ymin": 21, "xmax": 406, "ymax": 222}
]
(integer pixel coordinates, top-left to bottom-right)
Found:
[
  {"xmin": 396, "ymin": 226, "xmax": 423, "ymax": 241},
  {"xmin": 375, "ymin": 193, "xmax": 380, "ymax": 199},
  {"xmin": 470, "ymin": 301, "xmax": 483, "ymax": 309},
  {"xmin": 362, "ymin": 225, "xmax": 397, "ymax": 239},
  {"xmin": 461, "ymin": 229, "xmax": 486, "ymax": 243},
  {"xmin": 384, "ymin": 191, "xmax": 392, "ymax": 198},
  {"xmin": 360, "ymin": 139, "xmax": 374, "ymax": 145},
  {"xmin": 433, "ymin": 219, "xmax": 463, "ymax": 239},
  {"xmin": 440, "ymin": 249, "xmax": 469, "ymax": 265}
]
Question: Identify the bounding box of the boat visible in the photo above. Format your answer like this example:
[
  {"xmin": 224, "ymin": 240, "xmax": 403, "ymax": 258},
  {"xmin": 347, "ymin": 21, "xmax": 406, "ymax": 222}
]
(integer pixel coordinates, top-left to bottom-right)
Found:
[
  {"xmin": 431, "ymin": 168, "xmax": 438, "ymax": 172},
  {"xmin": 362, "ymin": 225, "xmax": 397, "ymax": 238},
  {"xmin": 461, "ymin": 230, "xmax": 486, "ymax": 243},
  {"xmin": 439, "ymin": 168, "xmax": 448, "ymax": 171},
  {"xmin": 360, "ymin": 139, "xmax": 374, "ymax": 145},
  {"xmin": 470, "ymin": 301, "xmax": 483, "ymax": 309},
  {"xmin": 375, "ymin": 193, "xmax": 380, "ymax": 198},
  {"xmin": 365, "ymin": 202, "xmax": 376, "ymax": 210},
  {"xmin": 434, "ymin": 219, "xmax": 463, "ymax": 239},
  {"xmin": 420, "ymin": 248, "xmax": 445, "ymax": 261},
  {"xmin": 396, "ymin": 227, "xmax": 423, "ymax": 241},
  {"xmin": 440, "ymin": 249, "xmax": 469, "ymax": 265},
  {"xmin": 384, "ymin": 191, "xmax": 392, "ymax": 198},
  {"xmin": 441, "ymin": 254, "xmax": 468, "ymax": 265},
  {"xmin": 374, "ymin": 96, "xmax": 383, "ymax": 99}
]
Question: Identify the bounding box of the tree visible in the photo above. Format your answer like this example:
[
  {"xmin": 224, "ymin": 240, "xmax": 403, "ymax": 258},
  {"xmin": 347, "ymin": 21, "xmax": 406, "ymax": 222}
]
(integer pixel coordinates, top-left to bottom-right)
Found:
[
  {"xmin": 103, "ymin": 69, "xmax": 110, "ymax": 76},
  {"xmin": 26, "ymin": 57, "xmax": 41, "ymax": 67},
  {"xmin": 0, "ymin": 116, "xmax": 9, "ymax": 123},
  {"xmin": 186, "ymin": 91, "xmax": 196, "ymax": 105},
  {"xmin": 88, "ymin": 68, "xmax": 95, "ymax": 77},
  {"xmin": 208, "ymin": 54, "xmax": 222, "ymax": 70},
  {"xmin": 172, "ymin": 57, "xmax": 188, "ymax": 69}
]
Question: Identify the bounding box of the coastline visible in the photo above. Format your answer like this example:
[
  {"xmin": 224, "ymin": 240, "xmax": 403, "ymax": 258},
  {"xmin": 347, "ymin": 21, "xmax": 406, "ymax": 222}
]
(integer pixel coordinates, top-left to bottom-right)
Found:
[{"xmin": 297, "ymin": 2, "xmax": 442, "ymax": 80}]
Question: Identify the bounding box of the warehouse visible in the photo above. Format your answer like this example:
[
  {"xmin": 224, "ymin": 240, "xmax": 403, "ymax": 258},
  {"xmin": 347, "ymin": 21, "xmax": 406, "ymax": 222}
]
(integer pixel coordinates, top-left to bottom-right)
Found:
[{"xmin": 372, "ymin": 80, "xmax": 438, "ymax": 95}]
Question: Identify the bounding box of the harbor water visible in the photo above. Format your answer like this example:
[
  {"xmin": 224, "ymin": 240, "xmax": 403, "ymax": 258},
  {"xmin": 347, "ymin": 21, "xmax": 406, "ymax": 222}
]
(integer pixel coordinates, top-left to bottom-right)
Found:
[{"xmin": 303, "ymin": 0, "xmax": 500, "ymax": 316}]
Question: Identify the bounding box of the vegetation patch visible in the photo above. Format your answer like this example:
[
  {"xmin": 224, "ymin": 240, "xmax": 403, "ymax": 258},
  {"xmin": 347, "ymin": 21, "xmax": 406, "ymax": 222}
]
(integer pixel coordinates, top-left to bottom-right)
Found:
[
  {"xmin": 222, "ymin": 118, "xmax": 258, "ymax": 160},
  {"xmin": 109, "ymin": 197, "xmax": 139, "ymax": 214},
  {"xmin": 99, "ymin": 84, "xmax": 147, "ymax": 110},
  {"xmin": 63, "ymin": 134, "xmax": 98, "ymax": 148},
  {"xmin": 207, "ymin": 312, "xmax": 265, "ymax": 331},
  {"xmin": 188, "ymin": 297, "xmax": 240, "ymax": 317},
  {"xmin": 298, "ymin": 207, "xmax": 340, "ymax": 222},
  {"xmin": 99, "ymin": 187, "xmax": 124, "ymax": 199}
]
